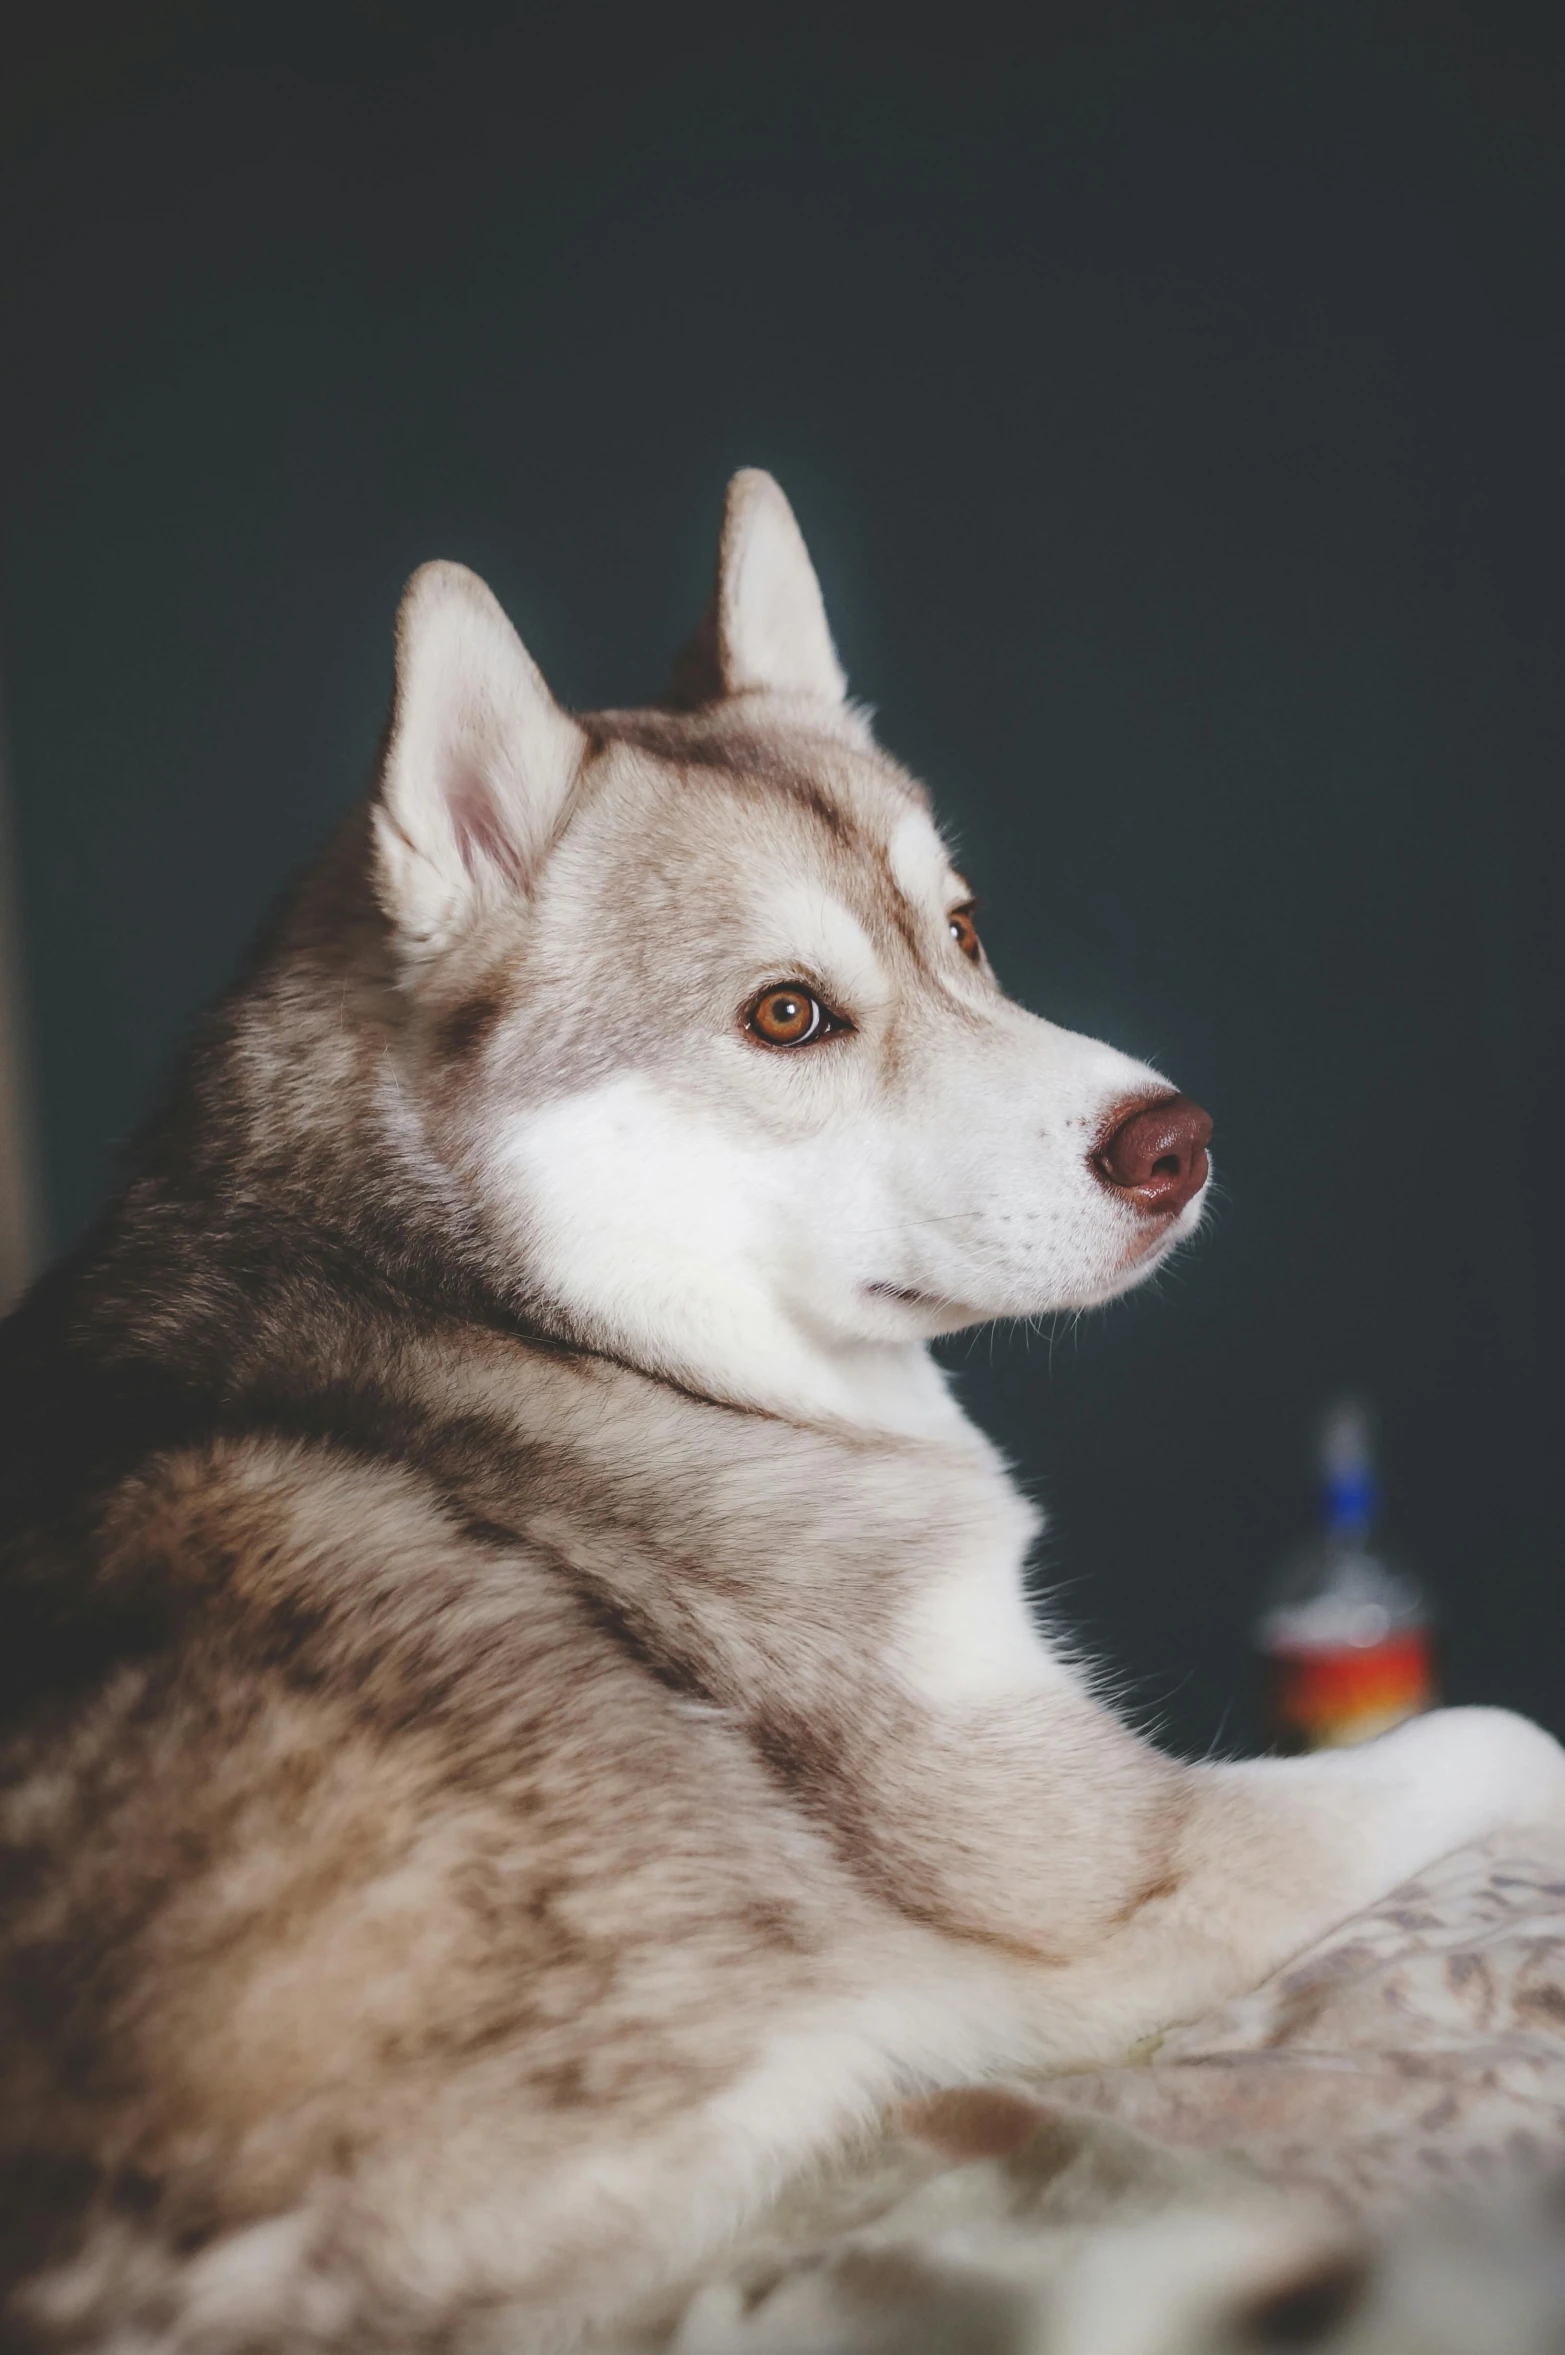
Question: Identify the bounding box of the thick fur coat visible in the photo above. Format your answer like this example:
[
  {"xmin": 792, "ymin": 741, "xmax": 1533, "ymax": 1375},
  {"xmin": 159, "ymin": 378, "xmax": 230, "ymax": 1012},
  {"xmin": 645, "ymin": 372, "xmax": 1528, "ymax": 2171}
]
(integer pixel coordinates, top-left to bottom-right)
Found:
[{"xmin": 1, "ymin": 473, "xmax": 1559, "ymax": 2352}]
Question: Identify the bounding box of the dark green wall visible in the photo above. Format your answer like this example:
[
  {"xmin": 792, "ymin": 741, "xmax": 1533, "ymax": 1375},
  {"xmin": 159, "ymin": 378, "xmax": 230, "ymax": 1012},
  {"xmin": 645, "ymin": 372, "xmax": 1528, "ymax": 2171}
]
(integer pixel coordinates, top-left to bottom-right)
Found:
[{"xmin": 4, "ymin": 2, "xmax": 1563, "ymax": 1751}]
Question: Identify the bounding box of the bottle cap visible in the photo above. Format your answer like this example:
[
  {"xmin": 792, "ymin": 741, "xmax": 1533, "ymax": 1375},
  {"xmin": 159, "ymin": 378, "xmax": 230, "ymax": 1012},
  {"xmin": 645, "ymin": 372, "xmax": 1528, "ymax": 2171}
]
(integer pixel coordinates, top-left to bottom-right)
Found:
[{"xmin": 1320, "ymin": 1395, "xmax": 1377, "ymax": 1539}]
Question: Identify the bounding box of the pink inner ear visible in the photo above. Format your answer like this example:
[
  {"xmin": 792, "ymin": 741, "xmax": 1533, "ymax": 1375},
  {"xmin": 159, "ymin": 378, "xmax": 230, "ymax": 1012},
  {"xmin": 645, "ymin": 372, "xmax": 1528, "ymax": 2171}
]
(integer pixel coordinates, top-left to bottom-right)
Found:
[{"xmin": 450, "ymin": 770, "xmax": 527, "ymax": 886}]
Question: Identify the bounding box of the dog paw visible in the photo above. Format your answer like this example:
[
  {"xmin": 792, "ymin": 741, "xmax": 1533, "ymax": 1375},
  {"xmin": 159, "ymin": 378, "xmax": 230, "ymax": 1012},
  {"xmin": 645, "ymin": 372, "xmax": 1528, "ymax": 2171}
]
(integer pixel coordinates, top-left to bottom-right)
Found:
[{"xmin": 1354, "ymin": 1707, "xmax": 1565, "ymax": 1874}]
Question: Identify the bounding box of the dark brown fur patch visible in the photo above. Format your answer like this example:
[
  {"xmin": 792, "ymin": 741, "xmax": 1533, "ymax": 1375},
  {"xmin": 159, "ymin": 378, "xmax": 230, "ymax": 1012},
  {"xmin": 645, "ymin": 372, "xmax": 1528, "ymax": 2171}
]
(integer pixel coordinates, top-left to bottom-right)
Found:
[
  {"xmin": 433, "ymin": 985, "xmax": 508, "ymax": 1065},
  {"xmin": 900, "ymin": 2085, "xmax": 1047, "ymax": 2160}
]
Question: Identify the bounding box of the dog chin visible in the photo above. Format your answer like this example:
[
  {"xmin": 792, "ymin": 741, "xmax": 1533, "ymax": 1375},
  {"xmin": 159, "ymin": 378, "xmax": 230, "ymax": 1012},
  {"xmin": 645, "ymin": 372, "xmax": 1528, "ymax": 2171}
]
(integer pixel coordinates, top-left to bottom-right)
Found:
[
  {"xmin": 1067, "ymin": 1209, "xmax": 1204, "ymax": 1310},
  {"xmin": 864, "ymin": 1283, "xmax": 990, "ymax": 1336},
  {"xmin": 863, "ymin": 1198, "xmax": 1205, "ymax": 1333}
]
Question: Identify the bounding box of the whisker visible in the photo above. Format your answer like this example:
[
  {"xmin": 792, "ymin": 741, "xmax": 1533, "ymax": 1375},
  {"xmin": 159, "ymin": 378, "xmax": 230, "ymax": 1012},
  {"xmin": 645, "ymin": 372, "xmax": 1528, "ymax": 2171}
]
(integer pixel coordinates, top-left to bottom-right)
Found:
[{"xmin": 833, "ymin": 1209, "xmax": 1019, "ymax": 1236}]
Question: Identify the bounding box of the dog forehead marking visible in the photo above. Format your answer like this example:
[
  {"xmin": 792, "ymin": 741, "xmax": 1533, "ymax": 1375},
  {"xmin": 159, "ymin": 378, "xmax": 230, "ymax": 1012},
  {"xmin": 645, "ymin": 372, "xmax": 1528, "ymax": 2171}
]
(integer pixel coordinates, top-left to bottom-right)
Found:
[
  {"xmin": 755, "ymin": 881, "xmax": 887, "ymax": 1006},
  {"xmin": 887, "ymin": 808, "xmax": 957, "ymax": 914}
]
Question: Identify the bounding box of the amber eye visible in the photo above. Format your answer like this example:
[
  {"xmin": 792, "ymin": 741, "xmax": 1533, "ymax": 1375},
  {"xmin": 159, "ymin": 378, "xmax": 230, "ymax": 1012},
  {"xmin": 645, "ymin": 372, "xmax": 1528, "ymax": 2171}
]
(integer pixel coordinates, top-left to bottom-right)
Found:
[
  {"xmin": 747, "ymin": 985, "xmax": 828, "ymax": 1047},
  {"xmin": 948, "ymin": 903, "xmax": 982, "ymax": 962}
]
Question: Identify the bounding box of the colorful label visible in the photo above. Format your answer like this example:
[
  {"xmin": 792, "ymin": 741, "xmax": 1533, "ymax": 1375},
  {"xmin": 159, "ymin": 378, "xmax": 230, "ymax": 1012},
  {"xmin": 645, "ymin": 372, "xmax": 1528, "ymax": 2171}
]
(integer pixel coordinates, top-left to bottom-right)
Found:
[{"xmin": 1264, "ymin": 1628, "xmax": 1437, "ymax": 1751}]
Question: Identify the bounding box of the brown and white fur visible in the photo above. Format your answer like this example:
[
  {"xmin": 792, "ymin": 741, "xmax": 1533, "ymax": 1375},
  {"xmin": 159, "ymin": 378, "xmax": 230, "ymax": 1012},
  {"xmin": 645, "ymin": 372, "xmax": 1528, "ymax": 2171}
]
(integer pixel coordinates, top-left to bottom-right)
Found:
[{"xmin": 0, "ymin": 471, "xmax": 1559, "ymax": 2352}]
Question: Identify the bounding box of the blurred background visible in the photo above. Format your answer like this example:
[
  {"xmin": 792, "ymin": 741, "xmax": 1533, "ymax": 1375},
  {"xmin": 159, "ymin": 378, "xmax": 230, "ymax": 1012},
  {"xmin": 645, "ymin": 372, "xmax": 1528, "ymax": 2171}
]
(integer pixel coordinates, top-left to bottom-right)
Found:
[{"xmin": 2, "ymin": 1, "xmax": 1562, "ymax": 1753}]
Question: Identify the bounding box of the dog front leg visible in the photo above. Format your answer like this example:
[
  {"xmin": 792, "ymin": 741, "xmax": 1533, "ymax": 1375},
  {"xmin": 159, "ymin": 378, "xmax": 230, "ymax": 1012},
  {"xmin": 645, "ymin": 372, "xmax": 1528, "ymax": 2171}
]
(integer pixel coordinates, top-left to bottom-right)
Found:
[
  {"xmin": 1037, "ymin": 1703, "xmax": 1565, "ymax": 2063},
  {"xmin": 839, "ymin": 1675, "xmax": 1565, "ymax": 2064}
]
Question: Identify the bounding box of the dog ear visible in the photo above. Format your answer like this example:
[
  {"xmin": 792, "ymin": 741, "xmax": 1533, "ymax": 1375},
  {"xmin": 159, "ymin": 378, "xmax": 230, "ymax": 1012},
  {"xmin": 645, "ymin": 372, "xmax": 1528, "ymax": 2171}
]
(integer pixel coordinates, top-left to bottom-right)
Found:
[
  {"xmin": 373, "ymin": 562, "xmax": 586, "ymax": 954},
  {"xmin": 669, "ymin": 470, "xmax": 847, "ymax": 708}
]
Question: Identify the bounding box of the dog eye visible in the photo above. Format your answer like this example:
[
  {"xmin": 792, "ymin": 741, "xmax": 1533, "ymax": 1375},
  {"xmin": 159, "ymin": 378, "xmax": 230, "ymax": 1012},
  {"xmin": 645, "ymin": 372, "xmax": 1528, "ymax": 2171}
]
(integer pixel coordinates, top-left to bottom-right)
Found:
[
  {"xmin": 746, "ymin": 986, "xmax": 830, "ymax": 1047},
  {"xmin": 948, "ymin": 903, "xmax": 982, "ymax": 962}
]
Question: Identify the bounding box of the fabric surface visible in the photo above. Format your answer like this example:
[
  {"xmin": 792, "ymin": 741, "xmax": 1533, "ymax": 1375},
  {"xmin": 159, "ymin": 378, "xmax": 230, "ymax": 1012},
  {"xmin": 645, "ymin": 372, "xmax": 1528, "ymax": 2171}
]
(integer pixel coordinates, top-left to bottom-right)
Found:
[
  {"xmin": 612, "ymin": 1831, "xmax": 1565, "ymax": 2352},
  {"xmin": 1045, "ymin": 1831, "xmax": 1565, "ymax": 2217}
]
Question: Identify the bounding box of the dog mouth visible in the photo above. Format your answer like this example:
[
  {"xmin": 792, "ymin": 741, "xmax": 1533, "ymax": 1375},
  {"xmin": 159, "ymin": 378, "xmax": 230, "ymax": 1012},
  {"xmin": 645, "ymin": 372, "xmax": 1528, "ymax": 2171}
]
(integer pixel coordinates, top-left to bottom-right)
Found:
[{"xmin": 866, "ymin": 1190, "xmax": 1205, "ymax": 1324}]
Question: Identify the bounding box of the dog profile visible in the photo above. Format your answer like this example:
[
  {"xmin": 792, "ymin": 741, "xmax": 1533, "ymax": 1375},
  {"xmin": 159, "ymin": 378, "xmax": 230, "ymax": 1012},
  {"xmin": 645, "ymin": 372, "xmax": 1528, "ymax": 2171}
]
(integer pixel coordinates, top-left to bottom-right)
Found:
[{"xmin": 1, "ymin": 471, "xmax": 1559, "ymax": 2350}]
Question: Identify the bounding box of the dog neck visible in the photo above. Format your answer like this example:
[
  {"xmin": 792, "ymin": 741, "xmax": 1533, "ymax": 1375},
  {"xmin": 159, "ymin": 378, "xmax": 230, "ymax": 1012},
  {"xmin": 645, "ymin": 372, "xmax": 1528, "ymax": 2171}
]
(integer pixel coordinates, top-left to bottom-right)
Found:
[{"xmin": 578, "ymin": 1302, "xmax": 974, "ymax": 1444}]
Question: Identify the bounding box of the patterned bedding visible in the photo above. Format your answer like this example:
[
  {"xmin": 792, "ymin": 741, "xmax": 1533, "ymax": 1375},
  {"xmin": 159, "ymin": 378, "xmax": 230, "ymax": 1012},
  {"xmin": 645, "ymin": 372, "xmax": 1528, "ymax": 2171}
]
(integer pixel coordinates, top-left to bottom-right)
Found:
[{"xmin": 615, "ymin": 1831, "xmax": 1565, "ymax": 2351}]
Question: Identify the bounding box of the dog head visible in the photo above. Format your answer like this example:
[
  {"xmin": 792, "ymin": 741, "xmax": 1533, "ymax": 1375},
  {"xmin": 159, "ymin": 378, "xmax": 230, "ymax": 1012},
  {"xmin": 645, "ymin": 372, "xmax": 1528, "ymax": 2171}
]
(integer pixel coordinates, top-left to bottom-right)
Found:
[{"xmin": 369, "ymin": 472, "xmax": 1211, "ymax": 1421}]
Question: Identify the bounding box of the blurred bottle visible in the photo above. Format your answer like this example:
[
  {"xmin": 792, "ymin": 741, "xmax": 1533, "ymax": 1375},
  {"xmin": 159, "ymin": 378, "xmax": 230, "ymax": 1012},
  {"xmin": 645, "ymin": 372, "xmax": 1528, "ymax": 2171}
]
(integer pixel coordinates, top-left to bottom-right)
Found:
[{"xmin": 1255, "ymin": 1397, "xmax": 1437, "ymax": 1751}]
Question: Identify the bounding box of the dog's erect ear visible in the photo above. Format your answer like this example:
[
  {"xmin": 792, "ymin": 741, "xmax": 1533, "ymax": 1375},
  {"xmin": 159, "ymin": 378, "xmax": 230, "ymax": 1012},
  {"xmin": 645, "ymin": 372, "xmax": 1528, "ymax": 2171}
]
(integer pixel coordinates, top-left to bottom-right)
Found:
[
  {"xmin": 669, "ymin": 470, "xmax": 847, "ymax": 708},
  {"xmin": 373, "ymin": 562, "xmax": 586, "ymax": 955}
]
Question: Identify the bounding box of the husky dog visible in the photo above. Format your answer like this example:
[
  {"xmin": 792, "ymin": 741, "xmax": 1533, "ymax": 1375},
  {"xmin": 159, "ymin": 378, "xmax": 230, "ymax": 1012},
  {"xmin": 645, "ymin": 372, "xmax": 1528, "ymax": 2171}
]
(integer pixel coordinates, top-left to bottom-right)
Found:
[{"xmin": 1, "ymin": 472, "xmax": 1560, "ymax": 2352}]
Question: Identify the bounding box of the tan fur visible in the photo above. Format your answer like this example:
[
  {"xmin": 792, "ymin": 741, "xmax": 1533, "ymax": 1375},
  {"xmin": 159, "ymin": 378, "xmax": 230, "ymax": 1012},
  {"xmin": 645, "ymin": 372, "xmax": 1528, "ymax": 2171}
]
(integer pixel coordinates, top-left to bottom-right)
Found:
[{"xmin": 0, "ymin": 472, "xmax": 1560, "ymax": 2351}]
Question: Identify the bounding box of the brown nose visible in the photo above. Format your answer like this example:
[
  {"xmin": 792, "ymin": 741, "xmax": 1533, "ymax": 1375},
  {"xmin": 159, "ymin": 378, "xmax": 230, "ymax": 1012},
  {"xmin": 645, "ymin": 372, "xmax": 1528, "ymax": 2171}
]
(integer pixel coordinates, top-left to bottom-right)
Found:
[{"xmin": 1093, "ymin": 1094, "xmax": 1213, "ymax": 1216}]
